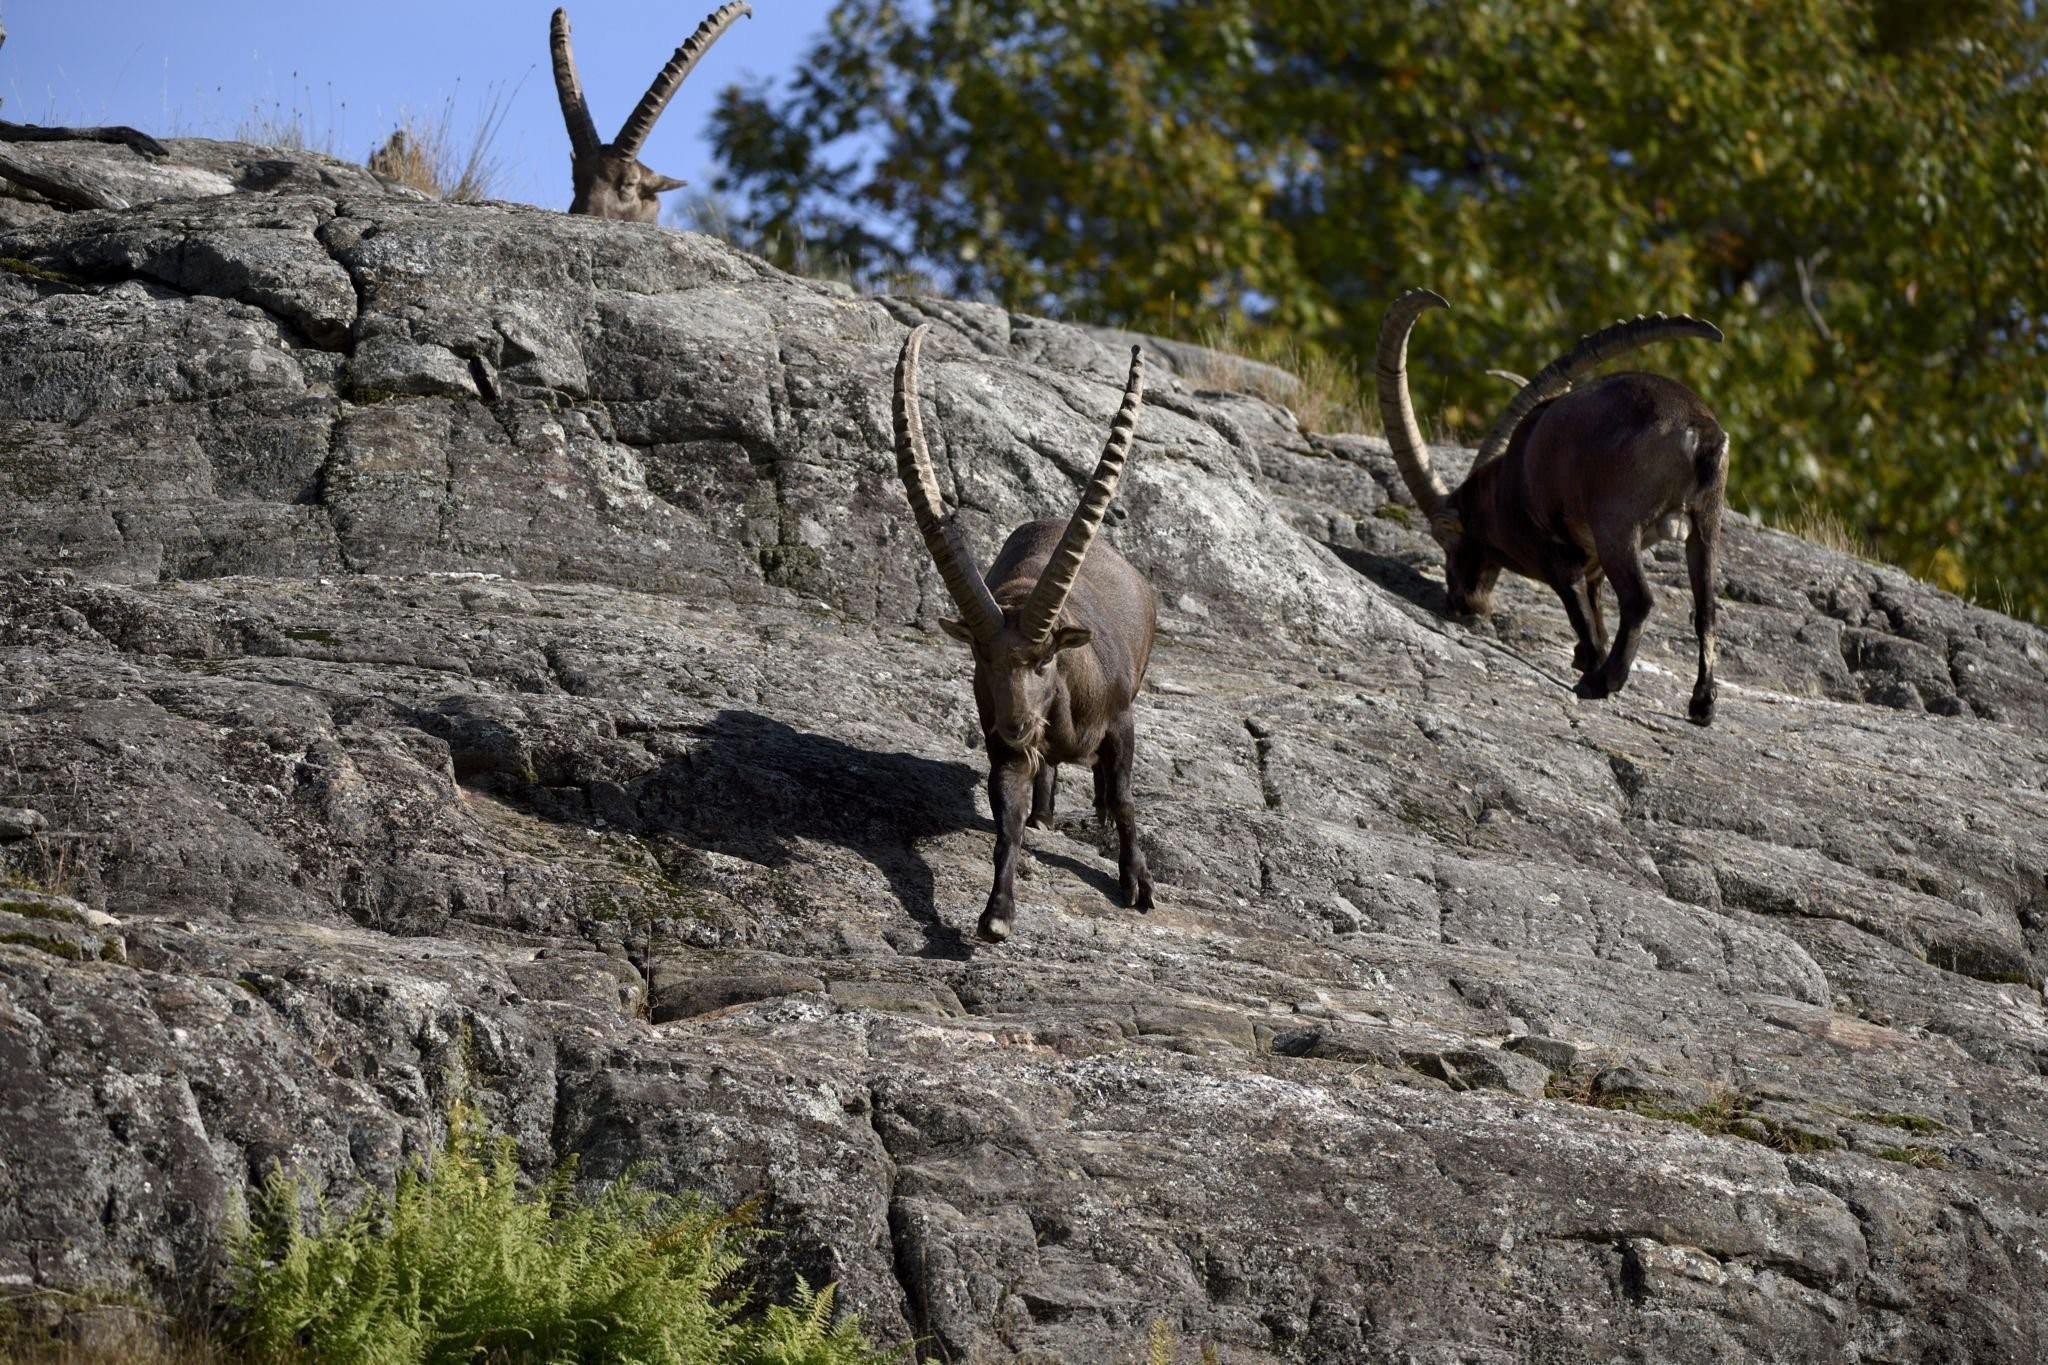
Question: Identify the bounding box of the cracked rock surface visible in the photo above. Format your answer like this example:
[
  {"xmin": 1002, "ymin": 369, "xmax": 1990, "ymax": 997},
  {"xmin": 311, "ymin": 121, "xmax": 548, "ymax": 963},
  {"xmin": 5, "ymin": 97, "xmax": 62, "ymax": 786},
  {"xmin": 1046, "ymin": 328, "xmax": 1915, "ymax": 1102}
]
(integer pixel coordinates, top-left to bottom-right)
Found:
[{"xmin": 4, "ymin": 141, "xmax": 2048, "ymax": 1363}]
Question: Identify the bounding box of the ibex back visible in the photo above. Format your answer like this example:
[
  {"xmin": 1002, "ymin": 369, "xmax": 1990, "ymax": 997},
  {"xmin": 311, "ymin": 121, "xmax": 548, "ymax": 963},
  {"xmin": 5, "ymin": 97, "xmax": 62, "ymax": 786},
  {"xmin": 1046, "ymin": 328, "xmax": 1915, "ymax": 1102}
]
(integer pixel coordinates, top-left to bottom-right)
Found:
[{"xmin": 893, "ymin": 325, "xmax": 1159, "ymax": 943}]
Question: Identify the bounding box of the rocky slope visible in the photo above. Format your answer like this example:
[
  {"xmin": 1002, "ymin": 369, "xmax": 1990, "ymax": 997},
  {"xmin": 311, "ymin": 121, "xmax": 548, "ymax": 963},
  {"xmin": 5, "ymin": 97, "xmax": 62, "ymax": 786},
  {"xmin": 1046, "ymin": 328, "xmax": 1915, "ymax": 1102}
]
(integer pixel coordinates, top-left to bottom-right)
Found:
[{"xmin": 3, "ymin": 138, "xmax": 2046, "ymax": 1363}]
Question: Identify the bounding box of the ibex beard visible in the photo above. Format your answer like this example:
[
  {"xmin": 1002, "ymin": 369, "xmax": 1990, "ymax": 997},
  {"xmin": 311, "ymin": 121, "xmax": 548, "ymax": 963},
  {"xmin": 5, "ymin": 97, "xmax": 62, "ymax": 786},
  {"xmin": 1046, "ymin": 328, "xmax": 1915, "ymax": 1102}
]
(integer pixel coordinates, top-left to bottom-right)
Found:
[{"xmin": 895, "ymin": 324, "xmax": 1159, "ymax": 943}]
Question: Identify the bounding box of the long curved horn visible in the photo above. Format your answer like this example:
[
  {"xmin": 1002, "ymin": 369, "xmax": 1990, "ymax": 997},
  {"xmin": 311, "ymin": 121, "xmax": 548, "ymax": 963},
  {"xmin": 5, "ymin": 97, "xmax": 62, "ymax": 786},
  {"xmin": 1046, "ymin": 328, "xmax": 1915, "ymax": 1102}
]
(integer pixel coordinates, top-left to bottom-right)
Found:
[
  {"xmin": 614, "ymin": 1, "xmax": 752, "ymax": 158},
  {"xmin": 1017, "ymin": 346, "xmax": 1146, "ymax": 648},
  {"xmin": 895, "ymin": 325, "xmax": 1004, "ymax": 643},
  {"xmin": 550, "ymin": 9, "xmax": 601, "ymax": 159},
  {"xmin": 1374, "ymin": 288, "xmax": 1450, "ymax": 517},
  {"xmin": 1473, "ymin": 312, "xmax": 1724, "ymax": 467}
]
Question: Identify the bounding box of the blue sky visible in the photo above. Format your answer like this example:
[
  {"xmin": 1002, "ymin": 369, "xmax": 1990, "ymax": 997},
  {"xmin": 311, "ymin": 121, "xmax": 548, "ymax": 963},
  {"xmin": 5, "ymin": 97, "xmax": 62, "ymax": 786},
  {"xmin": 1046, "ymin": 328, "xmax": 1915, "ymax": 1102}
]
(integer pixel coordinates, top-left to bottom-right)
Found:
[{"xmin": 0, "ymin": 0, "xmax": 832, "ymax": 207}]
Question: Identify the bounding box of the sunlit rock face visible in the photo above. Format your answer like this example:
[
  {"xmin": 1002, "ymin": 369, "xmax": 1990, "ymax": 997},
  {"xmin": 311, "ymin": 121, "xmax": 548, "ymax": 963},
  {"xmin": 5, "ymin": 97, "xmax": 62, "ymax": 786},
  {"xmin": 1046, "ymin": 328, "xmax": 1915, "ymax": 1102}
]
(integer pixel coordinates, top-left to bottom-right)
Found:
[{"xmin": 3, "ymin": 137, "xmax": 2047, "ymax": 1364}]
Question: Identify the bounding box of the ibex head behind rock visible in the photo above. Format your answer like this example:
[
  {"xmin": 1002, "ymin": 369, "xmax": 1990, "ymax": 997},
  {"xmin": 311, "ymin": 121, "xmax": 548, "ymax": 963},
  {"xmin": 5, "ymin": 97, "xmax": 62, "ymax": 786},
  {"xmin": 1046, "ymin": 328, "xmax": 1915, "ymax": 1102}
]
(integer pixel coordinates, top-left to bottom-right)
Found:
[
  {"xmin": 549, "ymin": 4, "xmax": 750, "ymax": 221},
  {"xmin": 1378, "ymin": 290, "xmax": 1731, "ymax": 723},
  {"xmin": 894, "ymin": 324, "xmax": 1160, "ymax": 942}
]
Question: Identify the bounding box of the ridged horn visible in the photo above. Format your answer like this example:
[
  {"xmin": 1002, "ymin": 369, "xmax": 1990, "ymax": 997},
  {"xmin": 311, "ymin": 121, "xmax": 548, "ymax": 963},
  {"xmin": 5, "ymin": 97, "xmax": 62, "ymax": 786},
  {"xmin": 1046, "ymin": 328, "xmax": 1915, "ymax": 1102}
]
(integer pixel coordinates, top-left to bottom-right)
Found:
[
  {"xmin": 894, "ymin": 325, "xmax": 1004, "ymax": 643},
  {"xmin": 549, "ymin": 9, "xmax": 601, "ymax": 159},
  {"xmin": 1018, "ymin": 346, "xmax": 1146, "ymax": 649},
  {"xmin": 1374, "ymin": 288, "xmax": 1450, "ymax": 517},
  {"xmin": 614, "ymin": 1, "xmax": 752, "ymax": 158},
  {"xmin": 1473, "ymin": 312, "xmax": 1724, "ymax": 467}
]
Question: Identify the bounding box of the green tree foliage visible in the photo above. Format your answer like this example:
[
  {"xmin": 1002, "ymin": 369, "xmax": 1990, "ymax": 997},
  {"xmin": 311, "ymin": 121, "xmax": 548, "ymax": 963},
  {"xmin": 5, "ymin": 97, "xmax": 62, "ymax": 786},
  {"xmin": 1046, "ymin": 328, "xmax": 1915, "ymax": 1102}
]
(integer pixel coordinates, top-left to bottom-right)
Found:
[
  {"xmin": 229, "ymin": 1104, "xmax": 898, "ymax": 1364},
  {"xmin": 709, "ymin": 0, "xmax": 2048, "ymax": 616}
]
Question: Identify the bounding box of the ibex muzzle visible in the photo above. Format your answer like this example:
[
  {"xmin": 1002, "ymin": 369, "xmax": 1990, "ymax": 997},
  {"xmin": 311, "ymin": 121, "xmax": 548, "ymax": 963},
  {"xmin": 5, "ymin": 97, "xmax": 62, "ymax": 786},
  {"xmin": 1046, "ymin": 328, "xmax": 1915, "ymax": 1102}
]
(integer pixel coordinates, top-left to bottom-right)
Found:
[
  {"xmin": 1378, "ymin": 290, "xmax": 1730, "ymax": 724},
  {"xmin": 893, "ymin": 325, "xmax": 1160, "ymax": 943},
  {"xmin": 550, "ymin": 4, "xmax": 750, "ymax": 221}
]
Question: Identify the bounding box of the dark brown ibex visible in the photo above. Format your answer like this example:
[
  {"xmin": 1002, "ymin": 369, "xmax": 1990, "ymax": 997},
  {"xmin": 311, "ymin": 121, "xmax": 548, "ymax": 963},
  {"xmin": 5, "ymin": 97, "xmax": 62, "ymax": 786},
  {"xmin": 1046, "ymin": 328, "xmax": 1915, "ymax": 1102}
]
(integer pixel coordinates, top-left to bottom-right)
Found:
[
  {"xmin": 1378, "ymin": 289, "xmax": 1730, "ymax": 724},
  {"xmin": 549, "ymin": 4, "xmax": 750, "ymax": 221},
  {"xmin": 893, "ymin": 324, "xmax": 1159, "ymax": 942}
]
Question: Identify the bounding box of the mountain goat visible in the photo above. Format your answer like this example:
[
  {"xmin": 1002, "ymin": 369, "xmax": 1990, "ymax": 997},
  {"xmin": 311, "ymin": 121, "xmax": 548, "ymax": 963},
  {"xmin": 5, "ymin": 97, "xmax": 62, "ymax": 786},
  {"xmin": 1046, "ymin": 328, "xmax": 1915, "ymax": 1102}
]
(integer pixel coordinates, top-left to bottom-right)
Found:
[
  {"xmin": 1378, "ymin": 290, "xmax": 1730, "ymax": 723},
  {"xmin": 892, "ymin": 325, "xmax": 1159, "ymax": 942},
  {"xmin": 549, "ymin": 4, "xmax": 749, "ymax": 220}
]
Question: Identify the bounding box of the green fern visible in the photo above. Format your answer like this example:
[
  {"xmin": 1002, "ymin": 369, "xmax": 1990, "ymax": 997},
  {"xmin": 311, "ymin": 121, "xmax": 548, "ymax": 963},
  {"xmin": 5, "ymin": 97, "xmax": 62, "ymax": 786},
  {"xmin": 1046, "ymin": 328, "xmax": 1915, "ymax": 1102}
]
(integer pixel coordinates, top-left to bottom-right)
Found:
[
  {"xmin": 735, "ymin": 1279, "xmax": 901, "ymax": 1365},
  {"xmin": 228, "ymin": 1103, "xmax": 893, "ymax": 1364}
]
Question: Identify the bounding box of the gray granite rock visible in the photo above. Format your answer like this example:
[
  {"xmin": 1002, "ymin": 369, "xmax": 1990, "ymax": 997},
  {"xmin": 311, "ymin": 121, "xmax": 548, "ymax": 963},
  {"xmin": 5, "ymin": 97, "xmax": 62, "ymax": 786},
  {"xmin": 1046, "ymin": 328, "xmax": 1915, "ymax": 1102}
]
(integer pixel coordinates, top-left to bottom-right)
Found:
[
  {"xmin": 0, "ymin": 806, "xmax": 45, "ymax": 840},
  {"xmin": 2, "ymin": 140, "xmax": 2046, "ymax": 1363}
]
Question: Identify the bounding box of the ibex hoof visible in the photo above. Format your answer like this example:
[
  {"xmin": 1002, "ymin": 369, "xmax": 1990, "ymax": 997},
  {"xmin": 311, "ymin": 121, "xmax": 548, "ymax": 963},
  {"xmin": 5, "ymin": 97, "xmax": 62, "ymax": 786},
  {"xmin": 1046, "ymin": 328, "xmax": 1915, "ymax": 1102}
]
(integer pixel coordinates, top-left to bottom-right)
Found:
[
  {"xmin": 977, "ymin": 907, "xmax": 1013, "ymax": 943},
  {"xmin": 1689, "ymin": 693, "xmax": 1716, "ymax": 726},
  {"xmin": 1572, "ymin": 645, "xmax": 1601, "ymax": 673},
  {"xmin": 1573, "ymin": 673, "xmax": 1612, "ymax": 701},
  {"xmin": 1123, "ymin": 879, "xmax": 1155, "ymax": 911}
]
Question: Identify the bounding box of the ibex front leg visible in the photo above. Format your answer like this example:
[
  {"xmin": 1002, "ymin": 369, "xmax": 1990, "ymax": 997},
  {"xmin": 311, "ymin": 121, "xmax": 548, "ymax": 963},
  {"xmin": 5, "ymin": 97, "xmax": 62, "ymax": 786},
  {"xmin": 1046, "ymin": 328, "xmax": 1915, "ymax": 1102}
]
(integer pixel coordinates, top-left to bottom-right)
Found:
[
  {"xmin": 1585, "ymin": 569, "xmax": 1608, "ymax": 659},
  {"xmin": 981, "ymin": 757, "xmax": 1034, "ymax": 942},
  {"xmin": 1099, "ymin": 714, "xmax": 1154, "ymax": 910},
  {"xmin": 1577, "ymin": 537, "xmax": 1653, "ymax": 701},
  {"xmin": 1542, "ymin": 550, "xmax": 1604, "ymax": 675}
]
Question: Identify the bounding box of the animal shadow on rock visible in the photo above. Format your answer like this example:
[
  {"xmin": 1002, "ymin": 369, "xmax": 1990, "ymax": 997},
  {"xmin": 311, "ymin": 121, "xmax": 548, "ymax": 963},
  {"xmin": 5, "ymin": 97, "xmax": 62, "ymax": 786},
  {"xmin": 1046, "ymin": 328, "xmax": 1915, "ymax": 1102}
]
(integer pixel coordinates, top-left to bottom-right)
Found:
[
  {"xmin": 634, "ymin": 711, "xmax": 1120, "ymax": 957},
  {"xmin": 1325, "ymin": 541, "xmax": 1452, "ymax": 615}
]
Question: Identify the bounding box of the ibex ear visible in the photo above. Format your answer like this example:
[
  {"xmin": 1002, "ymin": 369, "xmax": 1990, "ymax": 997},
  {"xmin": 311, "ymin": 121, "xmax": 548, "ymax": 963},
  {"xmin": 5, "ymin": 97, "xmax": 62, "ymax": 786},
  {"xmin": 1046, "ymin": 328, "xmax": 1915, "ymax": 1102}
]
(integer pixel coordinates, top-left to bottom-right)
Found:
[
  {"xmin": 1051, "ymin": 626, "xmax": 1093, "ymax": 653},
  {"xmin": 938, "ymin": 617, "xmax": 976, "ymax": 643},
  {"xmin": 1429, "ymin": 511, "xmax": 1464, "ymax": 546},
  {"xmin": 643, "ymin": 171, "xmax": 686, "ymax": 194}
]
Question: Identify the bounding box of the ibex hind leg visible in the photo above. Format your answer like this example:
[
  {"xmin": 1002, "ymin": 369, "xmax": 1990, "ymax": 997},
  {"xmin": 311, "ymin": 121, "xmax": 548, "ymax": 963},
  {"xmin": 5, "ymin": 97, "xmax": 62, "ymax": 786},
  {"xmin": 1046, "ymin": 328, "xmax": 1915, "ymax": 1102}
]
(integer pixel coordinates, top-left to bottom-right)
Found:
[
  {"xmin": 1686, "ymin": 433, "xmax": 1729, "ymax": 726},
  {"xmin": 1027, "ymin": 762, "xmax": 1057, "ymax": 830},
  {"xmin": 1586, "ymin": 567, "xmax": 1608, "ymax": 659},
  {"xmin": 1099, "ymin": 715, "xmax": 1154, "ymax": 911}
]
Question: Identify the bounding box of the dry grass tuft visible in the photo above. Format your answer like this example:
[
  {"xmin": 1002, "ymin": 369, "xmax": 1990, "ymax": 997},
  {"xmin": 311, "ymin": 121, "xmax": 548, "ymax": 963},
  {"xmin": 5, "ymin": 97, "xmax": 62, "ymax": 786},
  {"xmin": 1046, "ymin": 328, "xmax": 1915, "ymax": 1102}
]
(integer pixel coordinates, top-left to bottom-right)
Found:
[
  {"xmin": 1170, "ymin": 324, "xmax": 1473, "ymax": 444},
  {"xmin": 235, "ymin": 104, "xmax": 341, "ymax": 158},
  {"xmin": 0, "ymin": 1292, "xmax": 222, "ymax": 1365},
  {"xmin": 1772, "ymin": 499, "xmax": 1878, "ymax": 561},
  {"xmin": 1873, "ymin": 1144, "xmax": 1952, "ymax": 1170},
  {"xmin": 1176, "ymin": 325, "xmax": 1380, "ymax": 437},
  {"xmin": 363, "ymin": 84, "xmax": 516, "ymax": 204},
  {"xmin": 2, "ymin": 837, "xmax": 79, "ymax": 897},
  {"xmin": 1140, "ymin": 1316, "xmax": 1222, "ymax": 1365},
  {"xmin": 230, "ymin": 77, "xmax": 513, "ymax": 204}
]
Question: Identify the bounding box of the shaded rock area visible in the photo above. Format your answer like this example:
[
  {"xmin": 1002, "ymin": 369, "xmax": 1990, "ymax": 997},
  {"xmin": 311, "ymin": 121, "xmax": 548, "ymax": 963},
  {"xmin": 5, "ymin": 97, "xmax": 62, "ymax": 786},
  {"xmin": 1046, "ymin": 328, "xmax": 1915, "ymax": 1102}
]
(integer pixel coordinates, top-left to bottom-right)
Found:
[{"xmin": 4, "ymin": 138, "xmax": 2048, "ymax": 1363}]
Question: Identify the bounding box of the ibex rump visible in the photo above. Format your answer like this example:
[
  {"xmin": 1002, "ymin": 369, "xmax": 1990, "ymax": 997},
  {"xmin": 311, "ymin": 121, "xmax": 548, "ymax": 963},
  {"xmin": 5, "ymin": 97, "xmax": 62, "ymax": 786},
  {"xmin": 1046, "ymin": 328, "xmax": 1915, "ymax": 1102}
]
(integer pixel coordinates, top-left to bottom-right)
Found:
[
  {"xmin": 893, "ymin": 325, "xmax": 1158, "ymax": 943},
  {"xmin": 1378, "ymin": 290, "xmax": 1730, "ymax": 724},
  {"xmin": 549, "ymin": 4, "xmax": 750, "ymax": 221}
]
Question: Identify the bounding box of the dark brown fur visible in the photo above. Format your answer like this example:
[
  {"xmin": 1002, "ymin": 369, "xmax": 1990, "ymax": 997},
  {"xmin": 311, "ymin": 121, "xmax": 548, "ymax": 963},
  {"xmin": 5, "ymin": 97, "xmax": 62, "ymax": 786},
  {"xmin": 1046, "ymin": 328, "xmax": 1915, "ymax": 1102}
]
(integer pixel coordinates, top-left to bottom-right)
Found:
[
  {"xmin": 1378, "ymin": 291, "xmax": 1729, "ymax": 724},
  {"xmin": 1443, "ymin": 372, "xmax": 1729, "ymax": 723}
]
